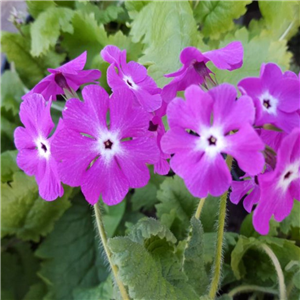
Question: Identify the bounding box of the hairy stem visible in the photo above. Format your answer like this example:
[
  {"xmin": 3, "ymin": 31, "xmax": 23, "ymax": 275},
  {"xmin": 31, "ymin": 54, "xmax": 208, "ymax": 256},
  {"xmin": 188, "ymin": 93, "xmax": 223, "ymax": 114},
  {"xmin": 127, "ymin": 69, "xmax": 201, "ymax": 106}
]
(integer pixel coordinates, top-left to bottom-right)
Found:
[
  {"xmin": 228, "ymin": 284, "xmax": 277, "ymax": 297},
  {"xmin": 94, "ymin": 202, "xmax": 130, "ymax": 300},
  {"xmin": 195, "ymin": 198, "xmax": 206, "ymax": 219},
  {"xmin": 260, "ymin": 243, "xmax": 287, "ymax": 300},
  {"xmin": 208, "ymin": 155, "xmax": 233, "ymax": 299}
]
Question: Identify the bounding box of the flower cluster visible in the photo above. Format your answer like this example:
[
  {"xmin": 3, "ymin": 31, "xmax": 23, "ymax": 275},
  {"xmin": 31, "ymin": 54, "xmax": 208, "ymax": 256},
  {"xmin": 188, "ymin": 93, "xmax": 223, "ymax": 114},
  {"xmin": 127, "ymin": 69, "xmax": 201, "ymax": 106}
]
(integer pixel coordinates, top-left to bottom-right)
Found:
[{"xmin": 14, "ymin": 42, "xmax": 300, "ymax": 234}]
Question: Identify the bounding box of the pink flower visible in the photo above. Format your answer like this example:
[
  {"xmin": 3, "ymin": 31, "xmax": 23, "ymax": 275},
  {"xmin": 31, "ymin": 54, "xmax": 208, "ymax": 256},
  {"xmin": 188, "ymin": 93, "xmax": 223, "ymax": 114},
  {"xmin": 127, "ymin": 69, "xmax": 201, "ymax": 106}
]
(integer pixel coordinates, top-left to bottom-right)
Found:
[
  {"xmin": 230, "ymin": 175, "xmax": 260, "ymax": 213},
  {"xmin": 101, "ymin": 45, "xmax": 162, "ymax": 112},
  {"xmin": 23, "ymin": 51, "xmax": 101, "ymax": 101},
  {"xmin": 14, "ymin": 94, "xmax": 63, "ymax": 200},
  {"xmin": 162, "ymin": 42, "xmax": 243, "ymax": 104},
  {"xmin": 52, "ymin": 85, "xmax": 159, "ymax": 205},
  {"xmin": 253, "ymin": 128, "xmax": 300, "ymax": 235},
  {"xmin": 161, "ymin": 84, "xmax": 264, "ymax": 198},
  {"xmin": 238, "ymin": 63, "xmax": 300, "ymax": 133}
]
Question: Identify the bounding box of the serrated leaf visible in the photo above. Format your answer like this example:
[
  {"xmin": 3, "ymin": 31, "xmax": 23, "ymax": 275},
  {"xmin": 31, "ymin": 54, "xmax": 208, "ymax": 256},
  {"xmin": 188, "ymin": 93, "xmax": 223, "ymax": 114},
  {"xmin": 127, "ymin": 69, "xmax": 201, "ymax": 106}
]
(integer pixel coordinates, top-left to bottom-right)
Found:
[
  {"xmin": 108, "ymin": 236, "xmax": 198, "ymax": 300},
  {"xmin": 130, "ymin": 2, "xmax": 198, "ymax": 87},
  {"xmin": 26, "ymin": 0, "xmax": 56, "ymax": 18},
  {"xmin": 1, "ymin": 241, "xmax": 39, "ymax": 300},
  {"xmin": 210, "ymin": 27, "xmax": 292, "ymax": 87},
  {"xmin": 129, "ymin": 217, "xmax": 177, "ymax": 245},
  {"xmin": 194, "ymin": 1, "xmax": 251, "ymax": 39},
  {"xmin": 1, "ymin": 150, "xmax": 18, "ymax": 182},
  {"xmin": 30, "ymin": 7, "xmax": 74, "ymax": 56},
  {"xmin": 183, "ymin": 217, "xmax": 209, "ymax": 296},
  {"xmin": 259, "ymin": 1, "xmax": 300, "ymax": 40},
  {"xmin": 22, "ymin": 282, "xmax": 47, "ymax": 300},
  {"xmin": 35, "ymin": 196, "xmax": 108, "ymax": 300},
  {"xmin": 125, "ymin": 1, "xmax": 150, "ymax": 19},
  {"xmin": 1, "ymin": 171, "xmax": 72, "ymax": 242},
  {"xmin": 156, "ymin": 176, "xmax": 198, "ymax": 240},
  {"xmin": 1, "ymin": 71, "xmax": 25, "ymax": 116},
  {"xmin": 1, "ymin": 32, "xmax": 65, "ymax": 88},
  {"xmin": 61, "ymin": 11, "xmax": 108, "ymax": 68}
]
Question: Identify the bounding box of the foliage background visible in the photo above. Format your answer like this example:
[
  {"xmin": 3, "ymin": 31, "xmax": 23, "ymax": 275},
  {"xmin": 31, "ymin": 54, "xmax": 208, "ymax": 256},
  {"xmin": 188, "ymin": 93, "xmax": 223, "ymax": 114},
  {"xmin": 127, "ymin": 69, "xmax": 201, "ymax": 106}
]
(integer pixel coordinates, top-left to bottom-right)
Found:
[{"xmin": 1, "ymin": 1, "xmax": 300, "ymax": 300}]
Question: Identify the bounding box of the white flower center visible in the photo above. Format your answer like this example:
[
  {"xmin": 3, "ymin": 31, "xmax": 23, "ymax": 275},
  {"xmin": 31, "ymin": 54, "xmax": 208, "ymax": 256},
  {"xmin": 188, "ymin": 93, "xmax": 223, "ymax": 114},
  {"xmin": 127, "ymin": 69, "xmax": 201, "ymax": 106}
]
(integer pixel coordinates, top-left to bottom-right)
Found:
[
  {"xmin": 277, "ymin": 160, "xmax": 300, "ymax": 193},
  {"xmin": 123, "ymin": 75, "xmax": 138, "ymax": 90},
  {"xmin": 95, "ymin": 130, "xmax": 122, "ymax": 164},
  {"xmin": 259, "ymin": 92, "xmax": 278, "ymax": 115},
  {"xmin": 35, "ymin": 137, "xmax": 51, "ymax": 160},
  {"xmin": 195, "ymin": 127, "xmax": 226, "ymax": 159}
]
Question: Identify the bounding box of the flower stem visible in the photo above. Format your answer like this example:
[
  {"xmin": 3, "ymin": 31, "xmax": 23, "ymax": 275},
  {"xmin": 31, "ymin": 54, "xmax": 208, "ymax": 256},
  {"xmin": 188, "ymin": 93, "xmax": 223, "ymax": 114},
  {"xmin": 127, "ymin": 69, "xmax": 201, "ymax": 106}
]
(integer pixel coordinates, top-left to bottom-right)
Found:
[
  {"xmin": 208, "ymin": 155, "xmax": 233, "ymax": 299},
  {"xmin": 195, "ymin": 198, "xmax": 206, "ymax": 219},
  {"xmin": 93, "ymin": 202, "xmax": 130, "ymax": 300},
  {"xmin": 260, "ymin": 243, "xmax": 287, "ymax": 300},
  {"xmin": 228, "ymin": 284, "xmax": 277, "ymax": 297}
]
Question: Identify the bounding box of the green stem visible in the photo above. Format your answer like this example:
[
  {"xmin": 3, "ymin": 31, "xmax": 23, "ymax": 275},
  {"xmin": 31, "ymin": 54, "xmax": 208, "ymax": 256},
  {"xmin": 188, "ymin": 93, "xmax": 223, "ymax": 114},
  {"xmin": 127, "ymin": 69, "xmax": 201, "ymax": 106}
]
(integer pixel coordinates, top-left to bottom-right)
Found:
[
  {"xmin": 93, "ymin": 202, "xmax": 130, "ymax": 300},
  {"xmin": 260, "ymin": 243, "xmax": 287, "ymax": 300},
  {"xmin": 228, "ymin": 285, "xmax": 277, "ymax": 298},
  {"xmin": 208, "ymin": 155, "xmax": 233, "ymax": 299},
  {"xmin": 195, "ymin": 198, "xmax": 206, "ymax": 219}
]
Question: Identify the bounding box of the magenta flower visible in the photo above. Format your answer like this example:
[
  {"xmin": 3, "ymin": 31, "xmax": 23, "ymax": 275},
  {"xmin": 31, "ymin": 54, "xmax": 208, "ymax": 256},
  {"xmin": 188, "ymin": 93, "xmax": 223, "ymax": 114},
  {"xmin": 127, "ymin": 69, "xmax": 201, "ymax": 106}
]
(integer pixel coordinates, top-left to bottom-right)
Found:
[
  {"xmin": 22, "ymin": 51, "xmax": 101, "ymax": 101},
  {"xmin": 161, "ymin": 84, "xmax": 265, "ymax": 198},
  {"xmin": 148, "ymin": 113, "xmax": 170, "ymax": 175},
  {"xmin": 238, "ymin": 63, "xmax": 300, "ymax": 133},
  {"xmin": 14, "ymin": 94, "xmax": 63, "ymax": 201},
  {"xmin": 101, "ymin": 45, "xmax": 162, "ymax": 112},
  {"xmin": 253, "ymin": 128, "xmax": 300, "ymax": 235},
  {"xmin": 52, "ymin": 85, "xmax": 159, "ymax": 205},
  {"xmin": 230, "ymin": 175, "xmax": 260, "ymax": 213},
  {"xmin": 162, "ymin": 41, "xmax": 243, "ymax": 103}
]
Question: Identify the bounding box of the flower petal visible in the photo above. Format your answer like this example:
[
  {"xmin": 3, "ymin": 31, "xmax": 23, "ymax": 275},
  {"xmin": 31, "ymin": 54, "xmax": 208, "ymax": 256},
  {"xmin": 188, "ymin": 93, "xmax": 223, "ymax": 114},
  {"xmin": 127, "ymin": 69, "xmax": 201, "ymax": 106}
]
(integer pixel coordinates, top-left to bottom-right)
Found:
[
  {"xmin": 204, "ymin": 41, "xmax": 243, "ymax": 70},
  {"xmin": 19, "ymin": 94, "xmax": 54, "ymax": 138},
  {"xmin": 52, "ymin": 128, "xmax": 98, "ymax": 187},
  {"xmin": 210, "ymin": 83, "xmax": 255, "ymax": 133},
  {"xmin": 63, "ymin": 85, "xmax": 109, "ymax": 137},
  {"xmin": 110, "ymin": 88, "xmax": 150, "ymax": 138},
  {"xmin": 225, "ymin": 125, "xmax": 265, "ymax": 176}
]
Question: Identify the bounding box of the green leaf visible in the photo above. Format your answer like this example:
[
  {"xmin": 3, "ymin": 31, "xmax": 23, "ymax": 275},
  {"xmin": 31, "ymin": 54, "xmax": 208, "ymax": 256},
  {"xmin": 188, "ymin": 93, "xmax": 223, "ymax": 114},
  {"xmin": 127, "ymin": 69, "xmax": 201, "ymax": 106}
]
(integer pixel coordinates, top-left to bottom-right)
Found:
[
  {"xmin": 231, "ymin": 235, "xmax": 300, "ymax": 284},
  {"xmin": 35, "ymin": 196, "xmax": 108, "ymax": 300},
  {"xmin": 183, "ymin": 217, "xmax": 209, "ymax": 296},
  {"xmin": 194, "ymin": 1, "xmax": 251, "ymax": 39},
  {"xmin": 131, "ymin": 167, "xmax": 164, "ymax": 212},
  {"xmin": 1, "ymin": 107, "xmax": 21, "ymax": 152},
  {"xmin": 22, "ymin": 282, "xmax": 47, "ymax": 300},
  {"xmin": 1, "ymin": 71, "xmax": 25, "ymax": 116},
  {"xmin": 125, "ymin": 1, "xmax": 151, "ymax": 19},
  {"xmin": 258, "ymin": 1, "xmax": 300, "ymax": 40},
  {"xmin": 210, "ymin": 27, "xmax": 292, "ymax": 87},
  {"xmin": 128, "ymin": 217, "xmax": 177, "ymax": 245},
  {"xmin": 130, "ymin": 2, "xmax": 198, "ymax": 87},
  {"xmin": 1, "ymin": 171, "xmax": 72, "ymax": 241},
  {"xmin": 1, "ymin": 32, "xmax": 66, "ymax": 88},
  {"xmin": 1, "ymin": 150, "xmax": 18, "ymax": 182},
  {"xmin": 73, "ymin": 276, "xmax": 117, "ymax": 300},
  {"xmin": 102, "ymin": 200, "xmax": 126, "ymax": 238},
  {"xmin": 280, "ymin": 200, "xmax": 300, "ymax": 235},
  {"xmin": 108, "ymin": 236, "xmax": 198, "ymax": 300},
  {"xmin": 26, "ymin": 0, "xmax": 56, "ymax": 18},
  {"xmin": 156, "ymin": 176, "xmax": 198, "ymax": 240},
  {"xmin": 30, "ymin": 7, "xmax": 74, "ymax": 56},
  {"xmin": 61, "ymin": 11, "xmax": 108, "ymax": 68},
  {"xmin": 1, "ymin": 241, "xmax": 39, "ymax": 300}
]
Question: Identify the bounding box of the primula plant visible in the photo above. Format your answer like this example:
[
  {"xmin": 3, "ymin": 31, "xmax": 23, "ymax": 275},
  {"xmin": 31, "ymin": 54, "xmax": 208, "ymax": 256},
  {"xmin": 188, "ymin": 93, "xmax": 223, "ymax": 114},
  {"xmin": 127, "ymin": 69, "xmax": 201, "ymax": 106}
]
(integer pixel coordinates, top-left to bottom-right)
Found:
[{"xmin": 1, "ymin": 1, "xmax": 300, "ymax": 300}]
